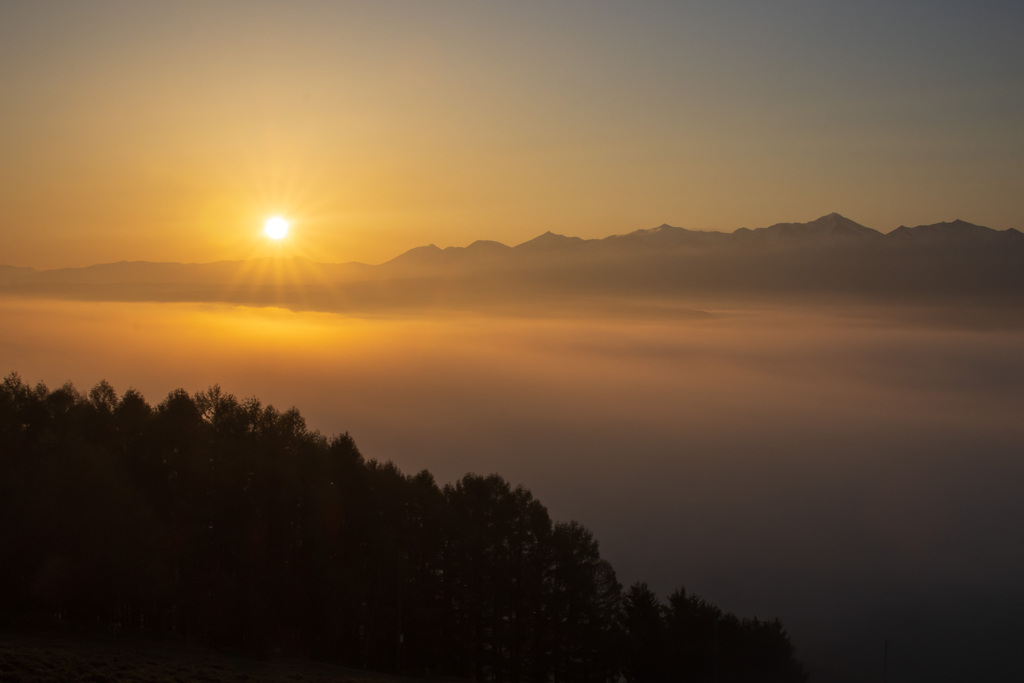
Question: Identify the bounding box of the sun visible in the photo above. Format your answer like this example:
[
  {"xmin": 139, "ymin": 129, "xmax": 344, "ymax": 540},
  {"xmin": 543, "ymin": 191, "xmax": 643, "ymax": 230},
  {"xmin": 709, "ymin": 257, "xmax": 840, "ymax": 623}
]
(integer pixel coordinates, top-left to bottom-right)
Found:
[{"xmin": 264, "ymin": 216, "xmax": 290, "ymax": 240}]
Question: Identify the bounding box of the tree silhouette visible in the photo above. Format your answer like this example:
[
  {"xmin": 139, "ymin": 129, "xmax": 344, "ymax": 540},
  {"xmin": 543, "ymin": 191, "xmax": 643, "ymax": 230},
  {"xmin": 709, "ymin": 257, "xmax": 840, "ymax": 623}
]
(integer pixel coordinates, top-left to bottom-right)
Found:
[
  {"xmin": 548, "ymin": 521, "xmax": 622, "ymax": 683},
  {"xmin": 0, "ymin": 373, "xmax": 806, "ymax": 681},
  {"xmin": 621, "ymin": 582, "xmax": 668, "ymax": 683}
]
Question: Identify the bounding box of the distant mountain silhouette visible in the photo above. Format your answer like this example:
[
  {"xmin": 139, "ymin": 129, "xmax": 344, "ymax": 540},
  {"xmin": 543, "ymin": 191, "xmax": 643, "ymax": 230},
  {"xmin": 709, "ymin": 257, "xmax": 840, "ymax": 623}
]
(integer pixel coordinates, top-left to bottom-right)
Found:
[
  {"xmin": 380, "ymin": 212, "xmax": 1020, "ymax": 264},
  {"xmin": 887, "ymin": 219, "xmax": 1024, "ymax": 247},
  {"xmin": 465, "ymin": 239, "xmax": 514, "ymax": 255},
  {"xmin": 0, "ymin": 264, "xmax": 37, "ymax": 279},
  {"xmin": 732, "ymin": 212, "xmax": 883, "ymax": 246},
  {"xmin": 599, "ymin": 223, "xmax": 732, "ymax": 250},
  {"xmin": 381, "ymin": 239, "xmax": 515, "ymax": 272},
  {"xmin": 382, "ymin": 243, "xmax": 447, "ymax": 269},
  {"xmin": 3, "ymin": 214, "xmax": 1022, "ymax": 311},
  {"xmin": 514, "ymin": 230, "xmax": 588, "ymax": 254}
]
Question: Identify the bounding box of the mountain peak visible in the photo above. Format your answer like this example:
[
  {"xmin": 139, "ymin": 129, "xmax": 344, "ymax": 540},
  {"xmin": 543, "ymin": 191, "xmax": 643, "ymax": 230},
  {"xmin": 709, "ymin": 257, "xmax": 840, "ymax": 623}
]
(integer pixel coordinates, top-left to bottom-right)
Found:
[
  {"xmin": 383, "ymin": 243, "xmax": 446, "ymax": 267},
  {"xmin": 465, "ymin": 239, "xmax": 511, "ymax": 250},
  {"xmin": 885, "ymin": 219, "xmax": 1013, "ymax": 246},
  {"xmin": 806, "ymin": 212, "xmax": 873, "ymax": 231},
  {"xmin": 514, "ymin": 231, "xmax": 586, "ymax": 251},
  {"xmin": 739, "ymin": 213, "xmax": 882, "ymax": 244},
  {"xmin": 455, "ymin": 239, "xmax": 513, "ymax": 256}
]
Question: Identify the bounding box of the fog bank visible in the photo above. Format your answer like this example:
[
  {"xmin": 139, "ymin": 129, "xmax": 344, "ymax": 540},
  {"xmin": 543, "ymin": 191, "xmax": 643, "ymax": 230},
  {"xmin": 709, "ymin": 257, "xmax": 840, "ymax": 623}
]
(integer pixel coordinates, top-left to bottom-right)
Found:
[{"xmin": 3, "ymin": 295, "xmax": 1022, "ymax": 681}]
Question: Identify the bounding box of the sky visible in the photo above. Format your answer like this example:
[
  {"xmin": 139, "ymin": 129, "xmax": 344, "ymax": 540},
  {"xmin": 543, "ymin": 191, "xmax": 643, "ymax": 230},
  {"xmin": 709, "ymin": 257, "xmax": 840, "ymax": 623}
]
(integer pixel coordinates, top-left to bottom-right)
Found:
[{"xmin": 2, "ymin": 0, "xmax": 1023, "ymax": 268}]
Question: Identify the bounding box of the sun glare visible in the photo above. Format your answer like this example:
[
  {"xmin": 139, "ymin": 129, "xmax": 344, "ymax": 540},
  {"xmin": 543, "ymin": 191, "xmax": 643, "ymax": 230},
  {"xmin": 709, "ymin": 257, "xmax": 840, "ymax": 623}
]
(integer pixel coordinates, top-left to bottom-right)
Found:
[{"xmin": 264, "ymin": 216, "xmax": 290, "ymax": 240}]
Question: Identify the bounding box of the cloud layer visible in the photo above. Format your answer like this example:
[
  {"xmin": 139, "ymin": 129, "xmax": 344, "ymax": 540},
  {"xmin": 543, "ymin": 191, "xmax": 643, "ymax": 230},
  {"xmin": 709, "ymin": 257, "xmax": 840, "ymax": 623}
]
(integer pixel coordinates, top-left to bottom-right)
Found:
[{"xmin": 3, "ymin": 296, "xmax": 1022, "ymax": 680}]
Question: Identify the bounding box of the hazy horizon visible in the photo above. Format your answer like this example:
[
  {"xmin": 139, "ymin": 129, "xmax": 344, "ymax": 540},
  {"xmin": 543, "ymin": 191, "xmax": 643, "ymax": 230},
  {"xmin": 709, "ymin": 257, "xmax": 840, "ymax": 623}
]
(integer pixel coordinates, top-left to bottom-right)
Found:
[{"xmin": 1, "ymin": 211, "xmax": 1021, "ymax": 270}]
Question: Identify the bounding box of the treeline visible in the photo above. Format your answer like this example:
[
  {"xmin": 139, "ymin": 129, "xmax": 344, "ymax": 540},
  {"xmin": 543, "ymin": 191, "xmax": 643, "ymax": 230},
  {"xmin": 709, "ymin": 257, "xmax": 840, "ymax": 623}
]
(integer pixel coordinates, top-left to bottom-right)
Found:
[{"xmin": 0, "ymin": 373, "xmax": 805, "ymax": 682}]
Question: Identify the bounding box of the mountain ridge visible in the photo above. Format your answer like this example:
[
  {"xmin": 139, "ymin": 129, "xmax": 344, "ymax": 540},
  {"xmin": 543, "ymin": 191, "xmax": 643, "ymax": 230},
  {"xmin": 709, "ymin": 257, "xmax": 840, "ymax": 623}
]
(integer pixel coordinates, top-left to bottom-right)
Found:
[
  {"xmin": 3, "ymin": 213, "xmax": 1020, "ymax": 273},
  {"xmin": 388, "ymin": 212, "xmax": 1019, "ymax": 265},
  {"xmin": 3, "ymin": 214, "xmax": 1022, "ymax": 312}
]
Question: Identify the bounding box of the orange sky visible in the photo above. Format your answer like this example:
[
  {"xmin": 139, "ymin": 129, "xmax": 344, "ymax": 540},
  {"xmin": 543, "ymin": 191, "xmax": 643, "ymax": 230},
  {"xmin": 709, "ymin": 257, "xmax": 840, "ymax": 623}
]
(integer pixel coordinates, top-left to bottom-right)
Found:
[{"xmin": 2, "ymin": 2, "xmax": 1022, "ymax": 268}]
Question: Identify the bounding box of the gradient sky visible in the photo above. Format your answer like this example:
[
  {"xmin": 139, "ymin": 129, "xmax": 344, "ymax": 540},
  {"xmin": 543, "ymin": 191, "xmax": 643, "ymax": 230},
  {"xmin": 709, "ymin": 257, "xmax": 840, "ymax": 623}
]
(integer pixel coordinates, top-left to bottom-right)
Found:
[{"xmin": 2, "ymin": 1, "xmax": 1022, "ymax": 268}]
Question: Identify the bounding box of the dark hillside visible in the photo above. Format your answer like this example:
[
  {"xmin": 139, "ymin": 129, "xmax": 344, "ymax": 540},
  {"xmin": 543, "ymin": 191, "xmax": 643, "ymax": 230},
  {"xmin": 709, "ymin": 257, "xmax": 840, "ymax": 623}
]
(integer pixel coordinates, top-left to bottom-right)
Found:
[{"xmin": 0, "ymin": 373, "xmax": 805, "ymax": 682}]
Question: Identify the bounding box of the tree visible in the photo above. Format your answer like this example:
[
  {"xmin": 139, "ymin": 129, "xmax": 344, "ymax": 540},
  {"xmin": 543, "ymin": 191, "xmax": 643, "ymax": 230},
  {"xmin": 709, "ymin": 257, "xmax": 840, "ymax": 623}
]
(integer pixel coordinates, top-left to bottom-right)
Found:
[
  {"xmin": 0, "ymin": 375, "xmax": 807, "ymax": 681},
  {"xmin": 548, "ymin": 521, "xmax": 622, "ymax": 683},
  {"xmin": 621, "ymin": 582, "xmax": 668, "ymax": 683}
]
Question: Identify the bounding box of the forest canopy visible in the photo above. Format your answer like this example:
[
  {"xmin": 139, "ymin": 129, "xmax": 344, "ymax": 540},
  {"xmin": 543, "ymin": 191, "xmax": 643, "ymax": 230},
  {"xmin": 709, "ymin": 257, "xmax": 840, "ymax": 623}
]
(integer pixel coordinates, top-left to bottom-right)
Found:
[{"xmin": 0, "ymin": 373, "xmax": 805, "ymax": 682}]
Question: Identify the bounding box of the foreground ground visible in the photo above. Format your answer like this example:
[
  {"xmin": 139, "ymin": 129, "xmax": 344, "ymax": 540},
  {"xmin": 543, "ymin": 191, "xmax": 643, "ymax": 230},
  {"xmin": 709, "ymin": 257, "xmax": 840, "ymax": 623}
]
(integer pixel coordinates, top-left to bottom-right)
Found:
[{"xmin": 0, "ymin": 628, "xmax": 406, "ymax": 683}]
